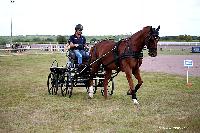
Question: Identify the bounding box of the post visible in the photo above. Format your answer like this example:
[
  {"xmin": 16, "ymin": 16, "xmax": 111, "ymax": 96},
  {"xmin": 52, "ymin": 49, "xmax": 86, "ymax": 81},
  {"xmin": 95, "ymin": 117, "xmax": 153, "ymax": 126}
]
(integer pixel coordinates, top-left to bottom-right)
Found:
[
  {"xmin": 11, "ymin": 18, "xmax": 13, "ymax": 45},
  {"xmin": 10, "ymin": 0, "xmax": 15, "ymax": 45},
  {"xmin": 186, "ymin": 66, "xmax": 189, "ymax": 84}
]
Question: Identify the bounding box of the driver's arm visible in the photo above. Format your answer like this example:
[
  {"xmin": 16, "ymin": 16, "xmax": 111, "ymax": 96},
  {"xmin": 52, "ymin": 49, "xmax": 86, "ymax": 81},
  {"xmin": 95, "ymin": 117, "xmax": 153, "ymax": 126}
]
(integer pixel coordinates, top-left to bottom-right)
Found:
[
  {"xmin": 84, "ymin": 43, "xmax": 90, "ymax": 49},
  {"xmin": 69, "ymin": 42, "xmax": 79, "ymax": 48},
  {"xmin": 64, "ymin": 43, "xmax": 70, "ymax": 51}
]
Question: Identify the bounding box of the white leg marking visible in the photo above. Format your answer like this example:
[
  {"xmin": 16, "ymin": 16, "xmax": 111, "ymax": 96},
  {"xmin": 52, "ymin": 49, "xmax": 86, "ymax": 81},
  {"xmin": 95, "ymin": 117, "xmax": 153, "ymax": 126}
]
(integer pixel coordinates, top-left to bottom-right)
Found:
[
  {"xmin": 88, "ymin": 86, "xmax": 94, "ymax": 98},
  {"xmin": 132, "ymin": 99, "xmax": 139, "ymax": 105}
]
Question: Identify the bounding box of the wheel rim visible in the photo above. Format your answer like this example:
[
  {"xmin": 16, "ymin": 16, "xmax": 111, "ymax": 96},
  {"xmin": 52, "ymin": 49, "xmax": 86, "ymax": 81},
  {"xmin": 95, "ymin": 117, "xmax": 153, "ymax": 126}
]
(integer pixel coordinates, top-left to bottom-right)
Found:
[
  {"xmin": 54, "ymin": 73, "xmax": 59, "ymax": 95},
  {"xmin": 61, "ymin": 83, "xmax": 67, "ymax": 96},
  {"xmin": 47, "ymin": 72, "xmax": 55, "ymax": 95}
]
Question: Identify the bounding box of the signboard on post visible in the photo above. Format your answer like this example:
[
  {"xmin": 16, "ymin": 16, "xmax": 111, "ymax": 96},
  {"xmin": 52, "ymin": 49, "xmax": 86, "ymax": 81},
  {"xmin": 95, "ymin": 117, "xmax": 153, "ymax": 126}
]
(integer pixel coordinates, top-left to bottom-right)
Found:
[
  {"xmin": 184, "ymin": 60, "xmax": 193, "ymax": 86},
  {"xmin": 184, "ymin": 60, "xmax": 193, "ymax": 67}
]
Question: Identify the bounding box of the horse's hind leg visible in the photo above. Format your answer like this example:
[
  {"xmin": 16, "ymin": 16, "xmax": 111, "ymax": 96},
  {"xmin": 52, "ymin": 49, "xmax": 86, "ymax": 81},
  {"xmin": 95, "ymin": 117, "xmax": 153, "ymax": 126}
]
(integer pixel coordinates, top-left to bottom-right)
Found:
[
  {"xmin": 88, "ymin": 63, "xmax": 99, "ymax": 98},
  {"xmin": 88, "ymin": 79, "xmax": 94, "ymax": 98},
  {"xmin": 104, "ymin": 69, "xmax": 112, "ymax": 99}
]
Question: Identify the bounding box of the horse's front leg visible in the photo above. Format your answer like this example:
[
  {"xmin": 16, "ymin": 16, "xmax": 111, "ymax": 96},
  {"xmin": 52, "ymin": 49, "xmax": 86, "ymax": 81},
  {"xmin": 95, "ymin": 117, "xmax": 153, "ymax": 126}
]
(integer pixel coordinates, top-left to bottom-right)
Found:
[
  {"xmin": 104, "ymin": 70, "xmax": 112, "ymax": 99},
  {"xmin": 131, "ymin": 68, "xmax": 143, "ymax": 104},
  {"xmin": 124, "ymin": 68, "xmax": 139, "ymax": 104},
  {"xmin": 133, "ymin": 69, "xmax": 143, "ymax": 94}
]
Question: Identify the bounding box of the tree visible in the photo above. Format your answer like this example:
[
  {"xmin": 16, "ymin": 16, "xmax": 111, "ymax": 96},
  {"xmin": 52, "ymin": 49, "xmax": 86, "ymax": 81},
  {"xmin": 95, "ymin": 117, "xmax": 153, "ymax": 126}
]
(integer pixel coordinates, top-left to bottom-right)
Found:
[
  {"xmin": 0, "ymin": 37, "xmax": 7, "ymax": 45},
  {"xmin": 32, "ymin": 37, "xmax": 41, "ymax": 43},
  {"xmin": 185, "ymin": 35, "xmax": 192, "ymax": 42},
  {"xmin": 197, "ymin": 36, "xmax": 200, "ymax": 42},
  {"xmin": 177, "ymin": 35, "xmax": 185, "ymax": 41},
  {"xmin": 177, "ymin": 35, "xmax": 192, "ymax": 42},
  {"xmin": 90, "ymin": 38, "xmax": 97, "ymax": 43},
  {"xmin": 46, "ymin": 38, "xmax": 54, "ymax": 42},
  {"xmin": 57, "ymin": 35, "xmax": 67, "ymax": 44}
]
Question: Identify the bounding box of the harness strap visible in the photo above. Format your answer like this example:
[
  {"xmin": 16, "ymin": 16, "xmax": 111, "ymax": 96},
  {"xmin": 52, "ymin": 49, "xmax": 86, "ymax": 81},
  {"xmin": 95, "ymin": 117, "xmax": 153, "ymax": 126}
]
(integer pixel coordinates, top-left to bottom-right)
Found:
[
  {"xmin": 113, "ymin": 42, "xmax": 120, "ymax": 69},
  {"xmin": 111, "ymin": 42, "xmax": 143, "ymax": 69}
]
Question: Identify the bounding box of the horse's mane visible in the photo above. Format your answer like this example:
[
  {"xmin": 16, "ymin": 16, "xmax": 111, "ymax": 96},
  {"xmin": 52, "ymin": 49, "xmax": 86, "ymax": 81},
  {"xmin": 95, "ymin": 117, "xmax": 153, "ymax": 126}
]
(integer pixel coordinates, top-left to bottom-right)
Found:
[
  {"xmin": 115, "ymin": 26, "xmax": 151, "ymax": 45},
  {"xmin": 91, "ymin": 26, "xmax": 151, "ymax": 49},
  {"xmin": 130, "ymin": 26, "xmax": 151, "ymax": 40}
]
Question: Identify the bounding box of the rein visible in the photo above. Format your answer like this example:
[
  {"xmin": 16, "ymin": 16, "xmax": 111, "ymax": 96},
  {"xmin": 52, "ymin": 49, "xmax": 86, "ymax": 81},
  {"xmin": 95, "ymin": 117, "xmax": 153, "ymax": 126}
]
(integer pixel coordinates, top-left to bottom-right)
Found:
[{"xmin": 79, "ymin": 46, "xmax": 117, "ymax": 74}]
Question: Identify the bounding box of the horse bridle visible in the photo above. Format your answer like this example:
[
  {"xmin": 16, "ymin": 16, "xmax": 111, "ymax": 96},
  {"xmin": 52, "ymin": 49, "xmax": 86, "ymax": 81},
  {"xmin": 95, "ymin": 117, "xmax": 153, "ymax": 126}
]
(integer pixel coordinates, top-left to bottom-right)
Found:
[{"xmin": 144, "ymin": 30, "xmax": 160, "ymax": 51}]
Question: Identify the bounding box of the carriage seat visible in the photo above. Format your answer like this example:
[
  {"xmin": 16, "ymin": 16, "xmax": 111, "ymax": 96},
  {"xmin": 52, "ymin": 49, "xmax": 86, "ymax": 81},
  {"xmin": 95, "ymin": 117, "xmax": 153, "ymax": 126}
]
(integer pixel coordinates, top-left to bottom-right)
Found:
[
  {"xmin": 68, "ymin": 50, "xmax": 76, "ymax": 60},
  {"xmin": 68, "ymin": 50, "xmax": 89, "ymax": 62}
]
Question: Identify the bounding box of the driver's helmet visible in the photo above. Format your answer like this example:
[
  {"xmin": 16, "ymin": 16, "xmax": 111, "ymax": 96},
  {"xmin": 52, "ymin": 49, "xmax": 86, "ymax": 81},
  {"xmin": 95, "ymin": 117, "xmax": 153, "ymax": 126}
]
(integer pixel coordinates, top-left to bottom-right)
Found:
[{"xmin": 75, "ymin": 24, "xmax": 83, "ymax": 31}]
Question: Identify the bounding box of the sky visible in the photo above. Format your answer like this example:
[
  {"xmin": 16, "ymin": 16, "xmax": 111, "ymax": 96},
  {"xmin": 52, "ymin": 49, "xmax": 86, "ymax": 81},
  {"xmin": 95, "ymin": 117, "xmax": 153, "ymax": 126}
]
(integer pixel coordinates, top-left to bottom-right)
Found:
[{"xmin": 0, "ymin": 0, "xmax": 200, "ymax": 36}]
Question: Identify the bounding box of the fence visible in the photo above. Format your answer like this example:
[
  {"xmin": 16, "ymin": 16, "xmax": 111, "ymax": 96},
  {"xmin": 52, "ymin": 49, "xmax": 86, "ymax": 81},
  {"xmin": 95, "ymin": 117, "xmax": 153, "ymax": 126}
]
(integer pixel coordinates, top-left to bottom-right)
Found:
[
  {"xmin": 158, "ymin": 42, "xmax": 200, "ymax": 46},
  {"xmin": 1, "ymin": 43, "xmax": 66, "ymax": 53},
  {"xmin": 1, "ymin": 42, "xmax": 200, "ymax": 53}
]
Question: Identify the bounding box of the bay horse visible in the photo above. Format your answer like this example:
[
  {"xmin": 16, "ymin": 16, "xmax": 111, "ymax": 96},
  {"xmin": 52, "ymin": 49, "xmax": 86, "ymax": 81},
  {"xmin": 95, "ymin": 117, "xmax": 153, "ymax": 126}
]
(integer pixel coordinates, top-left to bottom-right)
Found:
[{"xmin": 88, "ymin": 26, "xmax": 160, "ymax": 104}]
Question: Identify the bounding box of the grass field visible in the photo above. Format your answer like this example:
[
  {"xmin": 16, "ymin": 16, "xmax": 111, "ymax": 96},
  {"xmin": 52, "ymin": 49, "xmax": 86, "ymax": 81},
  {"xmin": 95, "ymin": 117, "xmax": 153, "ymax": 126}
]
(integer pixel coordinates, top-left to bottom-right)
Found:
[{"xmin": 0, "ymin": 53, "xmax": 200, "ymax": 132}]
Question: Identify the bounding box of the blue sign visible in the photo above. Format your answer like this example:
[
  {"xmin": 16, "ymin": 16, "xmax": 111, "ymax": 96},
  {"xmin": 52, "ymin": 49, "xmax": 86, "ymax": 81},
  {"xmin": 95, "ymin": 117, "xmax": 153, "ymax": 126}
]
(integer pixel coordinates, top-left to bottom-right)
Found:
[
  {"xmin": 192, "ymin": 47, "xmax": 200, "ymax": 53},
  {"xmin": 184, "ymin": 60, "xmax": 193, "ymax": 67}
]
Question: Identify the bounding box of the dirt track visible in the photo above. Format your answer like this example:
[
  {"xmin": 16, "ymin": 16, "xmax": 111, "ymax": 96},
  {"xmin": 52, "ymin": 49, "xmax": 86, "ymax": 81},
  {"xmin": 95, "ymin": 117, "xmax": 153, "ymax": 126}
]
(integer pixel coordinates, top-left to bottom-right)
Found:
[{"xmin": 141, "ymin": 55, "xmax": 200, "ymax": 77}]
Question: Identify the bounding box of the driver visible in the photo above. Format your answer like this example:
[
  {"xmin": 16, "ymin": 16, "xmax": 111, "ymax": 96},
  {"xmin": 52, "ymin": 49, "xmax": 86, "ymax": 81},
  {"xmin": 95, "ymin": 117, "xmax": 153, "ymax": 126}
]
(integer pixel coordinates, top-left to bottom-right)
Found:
[{"xmin": 68, "ymin": 24, "xmax": 90, "ymax": 66}]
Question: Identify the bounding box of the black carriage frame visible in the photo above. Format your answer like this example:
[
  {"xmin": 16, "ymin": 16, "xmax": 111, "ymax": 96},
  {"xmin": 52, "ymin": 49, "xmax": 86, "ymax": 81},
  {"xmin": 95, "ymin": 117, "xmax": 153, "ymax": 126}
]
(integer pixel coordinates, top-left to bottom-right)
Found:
[{"xmin": 47, "ymin": 50, "xmax": 115, "ymax": 98}]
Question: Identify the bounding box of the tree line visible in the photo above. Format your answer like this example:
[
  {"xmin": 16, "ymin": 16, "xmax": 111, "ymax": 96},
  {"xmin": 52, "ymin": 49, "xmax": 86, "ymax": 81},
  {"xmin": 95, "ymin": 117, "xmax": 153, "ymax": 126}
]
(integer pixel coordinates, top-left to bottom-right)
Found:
[{"xmin": 0, "ymin": 34, "xmax": 200, "ymax": 45}]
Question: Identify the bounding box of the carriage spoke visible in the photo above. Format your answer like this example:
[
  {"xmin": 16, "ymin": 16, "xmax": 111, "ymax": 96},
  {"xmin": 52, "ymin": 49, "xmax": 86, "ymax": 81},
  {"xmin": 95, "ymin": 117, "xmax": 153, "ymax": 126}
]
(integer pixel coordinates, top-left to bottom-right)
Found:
[{"xmin": 61, "ymin": 84, "xmax": 67, "ymax": 97}]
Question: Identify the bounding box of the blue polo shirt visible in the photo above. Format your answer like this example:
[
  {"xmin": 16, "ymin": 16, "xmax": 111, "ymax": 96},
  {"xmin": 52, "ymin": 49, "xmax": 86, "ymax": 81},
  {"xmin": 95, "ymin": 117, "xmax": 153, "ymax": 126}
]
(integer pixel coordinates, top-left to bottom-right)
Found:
[{"xmin": 69, "ymin": 34, "xmax": 86, "ymax": 50}]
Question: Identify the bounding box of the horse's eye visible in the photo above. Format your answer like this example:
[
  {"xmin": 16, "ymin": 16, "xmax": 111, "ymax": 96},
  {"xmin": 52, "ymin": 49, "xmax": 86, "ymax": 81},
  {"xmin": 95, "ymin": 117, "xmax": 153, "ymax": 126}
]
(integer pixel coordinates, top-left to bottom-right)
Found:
[{"xmin": 154, "ymin": 36, "xmax": 159, "ymax": 40}]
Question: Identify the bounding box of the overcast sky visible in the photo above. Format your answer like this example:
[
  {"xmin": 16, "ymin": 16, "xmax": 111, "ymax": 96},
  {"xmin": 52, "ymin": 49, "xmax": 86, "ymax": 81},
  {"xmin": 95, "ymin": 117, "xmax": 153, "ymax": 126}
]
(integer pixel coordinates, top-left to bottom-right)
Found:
[{"xmin": 0, "ymin": 0, "xmax": 200, "ymax": 36}]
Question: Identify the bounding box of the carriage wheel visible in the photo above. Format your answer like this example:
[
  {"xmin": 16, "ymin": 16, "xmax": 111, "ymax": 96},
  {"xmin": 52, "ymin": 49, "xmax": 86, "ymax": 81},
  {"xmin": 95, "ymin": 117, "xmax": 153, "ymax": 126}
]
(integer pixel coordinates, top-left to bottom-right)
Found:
[
  {"xmin": 109, "ymin": 78, "xmax": 115, "ymax": 95},
  {"xmin": 65, "ymin": 71, "xmax": 73, "ymax": 98},
  {"xmin": 61, "ymin": 73, "xmax": 69, "ymax": 97},
  {"xmin": 93, "ymin": 79, "xmax": 98, "ymax": 94},
  {"xmin": 54, "ymin": 74, "xmax": 59, "ymax": 95},
  {"xmin": 60, "ymin": 83, "xmax": 66, "ymax": 96},
  {"xmin": 68, "ymin": 83, "xmax": 73, "ymax": 98},
  {"xmin": 47, "ymin": 72, "xmax": 55, "ymax": 95}
]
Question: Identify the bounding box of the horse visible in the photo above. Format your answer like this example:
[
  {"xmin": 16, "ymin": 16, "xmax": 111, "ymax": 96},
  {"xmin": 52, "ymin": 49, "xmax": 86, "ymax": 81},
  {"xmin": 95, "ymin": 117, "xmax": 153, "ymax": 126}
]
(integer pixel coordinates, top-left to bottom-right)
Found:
[{"xmin": 88, "ymin": 26, "xmax": 160, "ymax": 104}]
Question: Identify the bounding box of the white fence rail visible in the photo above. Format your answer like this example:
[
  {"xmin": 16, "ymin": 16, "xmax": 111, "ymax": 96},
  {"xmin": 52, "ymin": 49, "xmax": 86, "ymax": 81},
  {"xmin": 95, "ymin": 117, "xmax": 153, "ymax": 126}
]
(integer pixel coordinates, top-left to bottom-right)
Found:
[
  {"xmin": 1, "ymin": 44, "xmax": 66, "ymax": 52},
  {"xmin": 1, "ymin": 42, "xmax": 200, "ymax": 53},
  {"xmin": 158, "ymin": 42, "xmax": 200, "ymax": 46}
]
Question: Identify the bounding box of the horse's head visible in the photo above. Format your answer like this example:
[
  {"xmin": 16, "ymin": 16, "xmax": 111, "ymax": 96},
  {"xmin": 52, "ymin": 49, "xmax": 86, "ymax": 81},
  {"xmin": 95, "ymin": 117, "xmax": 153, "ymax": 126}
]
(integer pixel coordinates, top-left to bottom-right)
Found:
[{"xmin": 145, "ymin": 25, "xmax": 160, "ymax": 57}]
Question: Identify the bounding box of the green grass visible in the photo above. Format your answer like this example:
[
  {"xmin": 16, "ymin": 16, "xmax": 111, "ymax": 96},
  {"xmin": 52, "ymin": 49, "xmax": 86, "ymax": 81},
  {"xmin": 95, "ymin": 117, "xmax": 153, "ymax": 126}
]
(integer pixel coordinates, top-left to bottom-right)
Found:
[
  {"xmin": 158, "ymin": 49, "xmax": 194, "ymax": 55},
  {"xmin": 0, "ymin": 53, "xmax": 200, "ymax": 132},
  {"xmin": 143, "ymin": 47, "xmax": 196, "ymax": 56}
]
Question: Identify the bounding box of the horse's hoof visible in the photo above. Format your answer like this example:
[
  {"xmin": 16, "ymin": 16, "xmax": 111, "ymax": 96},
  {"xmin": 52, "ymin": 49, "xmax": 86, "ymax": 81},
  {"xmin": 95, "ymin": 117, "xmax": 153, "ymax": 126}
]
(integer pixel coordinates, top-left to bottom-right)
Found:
[
  {"xmin": 88, "ymin": 96, "xmax": 92, "ymax": 99},
  {"xmin": 132, "ymin": 99, "xmax": 139, "ymax": 105},
  {"xmin": 88, "ymin": 93, "xmax": 93, "ymax": 99}
]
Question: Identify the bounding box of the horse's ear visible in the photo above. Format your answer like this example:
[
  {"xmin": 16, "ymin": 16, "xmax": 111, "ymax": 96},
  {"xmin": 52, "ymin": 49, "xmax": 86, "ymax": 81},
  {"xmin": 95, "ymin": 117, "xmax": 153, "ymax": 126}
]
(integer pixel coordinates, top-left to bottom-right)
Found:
[
  {"xmin": 150, "ymin": 26, "xmax": 153, "ymax": 32},
  {"xmin": 156, "ymin": 25, "xmax": 160, "ymax": 31}
]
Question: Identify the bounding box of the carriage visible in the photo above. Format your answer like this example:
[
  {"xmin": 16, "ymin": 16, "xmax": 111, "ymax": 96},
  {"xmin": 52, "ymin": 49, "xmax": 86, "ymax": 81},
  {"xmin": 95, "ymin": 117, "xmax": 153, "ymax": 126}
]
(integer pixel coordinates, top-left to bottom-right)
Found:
[{"xmin": 47, "ymin": 49, "xmax": 115, "ymax": 98}]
